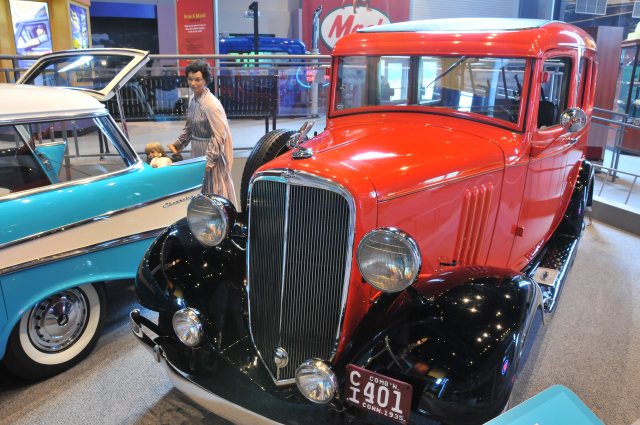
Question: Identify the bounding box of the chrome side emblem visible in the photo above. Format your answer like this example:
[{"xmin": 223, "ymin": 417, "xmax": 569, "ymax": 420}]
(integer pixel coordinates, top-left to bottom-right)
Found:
[
  {"xmin": 274, "ymin": 347, "xmax": 289, "ymax": 368},
  {"xmin": 163, "ymin": 194, "xmax": 197, "ymax": 208},
  {"xmin": 281, "ymin": 169, "xmax": 296, "ymax": 180},
  {"xmin": 292, "ymin": 147, "xmax": 314, "ymax": 159}
]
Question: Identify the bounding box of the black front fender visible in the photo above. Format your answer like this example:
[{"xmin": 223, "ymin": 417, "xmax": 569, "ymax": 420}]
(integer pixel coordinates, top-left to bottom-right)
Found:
[
  {"xmin": 135, "ymin": 215, "xmax": 249, "ymax": 349},
  {"xmin": 336, "ymin": 266, "xmax": 539, "ymax": 425}
]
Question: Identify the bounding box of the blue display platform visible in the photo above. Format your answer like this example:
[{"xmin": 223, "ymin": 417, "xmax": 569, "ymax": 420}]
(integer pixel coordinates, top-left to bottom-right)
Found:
[{"xmin": 486, "ymin": 386, "xmax": 604, "ymax": 425}]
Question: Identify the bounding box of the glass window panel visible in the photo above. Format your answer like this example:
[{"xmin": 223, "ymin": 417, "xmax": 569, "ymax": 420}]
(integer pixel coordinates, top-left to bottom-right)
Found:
[
  {"xmin": 0, "ymin": 126, "xmax": 51, "ymax": 195},
  {"xmin": 334, "ymin": 55, "xmax": 527, "ymax": 126},
  {"xmin": 22, "ymin": 55, "xmax": 135, "ymax": 91},
  {"xmin": 334, "ymin": 56, "xmax": 410, "ymax": 110},
  {"xmin": 0, "ymin": 116, "xmax": 134, "ymax": 196},
  {"xmin": 538, "ymin": 57, "xmax": 572, "ymax": 129},
  {"xmin": 418, "ymin": 57, "xmax": 526, "ymax": 123}
]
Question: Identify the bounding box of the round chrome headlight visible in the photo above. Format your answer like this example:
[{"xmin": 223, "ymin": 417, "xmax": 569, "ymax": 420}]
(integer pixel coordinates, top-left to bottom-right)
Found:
[
  {"xmin": 172, "ymin": 308, "xmax": 203, "ymax": 347},
  {"xmin": 357, "ymin": 228, "xmax": 421, "ymax": 293},
  {"xmin": 187, "ymin": 195, "xmax": 229, "ymax": 247},
  {"xmin": 295, "ymin": 359, "xmax": 338, "ymax": 404}
]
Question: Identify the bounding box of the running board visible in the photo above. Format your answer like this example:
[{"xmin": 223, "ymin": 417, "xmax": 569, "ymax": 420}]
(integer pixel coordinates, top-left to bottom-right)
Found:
[{"xmin": 528, "ymin": 234, "xmax": 580, "ymax": 325}]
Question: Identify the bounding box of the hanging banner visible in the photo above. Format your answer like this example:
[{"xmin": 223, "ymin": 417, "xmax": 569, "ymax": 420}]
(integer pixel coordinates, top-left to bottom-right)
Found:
[
  {"xmin": 303, "ymin": 0, "xmax": 411, "ymax": 55},
  {"xmin": 9, "ymin": 0, "xmax": 53, "ymax": 56},
  {"xmin": 70, "ymin": 3, "xmax": 90, "ymax": 50},
  {"xmin": 176, "ymin": 0, "xmax": 215, "ymax": 71}
]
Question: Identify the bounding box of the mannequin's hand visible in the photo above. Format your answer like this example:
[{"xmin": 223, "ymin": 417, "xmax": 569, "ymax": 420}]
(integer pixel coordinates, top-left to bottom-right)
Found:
[
  {"xmin": 168, "ymin": 144, "xmax": 179, "ymax": 154},
  {"xmin": 206, "ymin": 165, "xmax": 212, "ymax": 173}
]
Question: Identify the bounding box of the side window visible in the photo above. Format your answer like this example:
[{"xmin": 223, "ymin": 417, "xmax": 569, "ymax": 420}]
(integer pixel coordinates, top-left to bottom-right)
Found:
[
  {"xmin": 576, "ymin": 58, "xmax": 588, "ymax": 108},
  {"xmin": 0, "ymin": 117, "xmax": 133, "ymax": 197},
  {"xmin": 538, "ymin": 57, "xmax": 572, "ymax": 129},
  {"xmin": 0, "ymin": 126, "xmax": 52, "ymax": 195},
  {"xmin": 48, "ymin": 118, "xmax": 130, "ymax": 183}
]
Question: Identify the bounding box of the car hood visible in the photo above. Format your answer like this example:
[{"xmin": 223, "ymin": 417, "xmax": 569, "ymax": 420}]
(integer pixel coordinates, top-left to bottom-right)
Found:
[{"xmin": 295, "ymin": 120, "xmax": 506, "ymax": 202}]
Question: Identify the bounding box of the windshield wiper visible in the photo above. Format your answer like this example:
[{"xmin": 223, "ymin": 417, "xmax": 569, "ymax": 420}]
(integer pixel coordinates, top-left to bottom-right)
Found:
[{"xmin": 426, "ymin": 56, "xmax": 468, "ymax": 88}]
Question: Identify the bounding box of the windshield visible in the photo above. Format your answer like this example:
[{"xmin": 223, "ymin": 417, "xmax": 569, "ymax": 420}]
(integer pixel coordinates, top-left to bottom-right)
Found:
[{"xmin": 333, "ymin": 55, "xmax": 529, "ymax": 126}]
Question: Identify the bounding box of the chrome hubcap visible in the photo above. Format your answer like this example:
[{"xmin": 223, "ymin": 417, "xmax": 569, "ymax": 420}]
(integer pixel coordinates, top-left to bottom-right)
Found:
[{"xmin": 28, "ymin": 289, "xmax": 89, "ymax": 352}]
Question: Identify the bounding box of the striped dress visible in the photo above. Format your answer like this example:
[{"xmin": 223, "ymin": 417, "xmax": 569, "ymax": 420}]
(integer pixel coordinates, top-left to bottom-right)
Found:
[{"xmin": 172, "ymin": 88, "xmax": 236, "ymax": 206}]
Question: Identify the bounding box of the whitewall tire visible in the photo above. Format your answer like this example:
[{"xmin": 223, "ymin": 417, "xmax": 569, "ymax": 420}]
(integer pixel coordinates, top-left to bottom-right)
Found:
[{"xmin": 2, "ymin": 282, "xmax": 107, "ymax": 380}]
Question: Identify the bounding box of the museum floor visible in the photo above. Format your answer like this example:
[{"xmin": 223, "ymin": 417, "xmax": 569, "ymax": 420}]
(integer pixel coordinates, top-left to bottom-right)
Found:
[{"xmin": 0, "ymin": 118, "xmax": 639, "ymax": 425}]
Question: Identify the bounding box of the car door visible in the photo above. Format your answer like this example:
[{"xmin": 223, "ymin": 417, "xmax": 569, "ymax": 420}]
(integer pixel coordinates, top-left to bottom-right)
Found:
[{"xmin": 508, "ymin": 49, "xmax": 588, "ymax": 270}]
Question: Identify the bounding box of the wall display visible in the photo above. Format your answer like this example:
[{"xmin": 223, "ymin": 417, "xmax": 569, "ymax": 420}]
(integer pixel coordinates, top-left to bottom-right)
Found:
[
  {"xmin": 9, "ymin": 0, "xmax": 52, "ymax": 56},
  {"xmin": 302, "ymin": 0, "xmax": 410, "ymax": 54},
  {"xmin": 70, "ymin": 2, "xmax": 90, "ymax": 50},
  {"xmin": 176, "ymin": 0, "xmax": 215, "ymax": 70}
]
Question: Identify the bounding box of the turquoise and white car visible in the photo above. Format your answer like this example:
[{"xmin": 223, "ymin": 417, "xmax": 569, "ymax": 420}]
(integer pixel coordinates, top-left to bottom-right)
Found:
[{"xmin": 0, "ymin": 50, "xmax": 205, "ymax": 379}]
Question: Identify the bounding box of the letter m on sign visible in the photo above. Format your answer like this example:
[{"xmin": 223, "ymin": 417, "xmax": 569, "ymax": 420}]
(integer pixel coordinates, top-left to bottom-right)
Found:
[{"xmin": 329, "ymin": 15, "xmax": 355, "ymax": 38}]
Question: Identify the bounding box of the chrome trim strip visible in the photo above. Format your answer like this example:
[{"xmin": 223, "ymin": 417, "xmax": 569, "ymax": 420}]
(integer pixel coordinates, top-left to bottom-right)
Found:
[
  {"xmin": 161, "ymin": 352, "xmax": 281, "ymax": 425},
  {"xmin": 36, "ymin": 140, "xmax": 67, "ymax": 148},
  {"xmin": 130, "ymin": 312, "xmax": 283, "ymax": 425},
  {"xmin": 380, "ymin": 165, "xmax": 504, "ymax": 202},
  {"xmin": 528, "ymin": 141, "xmax": 576, "ymax": 164},
  {"xmin": 0, "ymin": 159, "xmax": 146, "ymax": 203},
  {"xmin": 246, "ymin": 168, "xmax": 357, "ymax": 386},
  {"xmin": 0, "ymin": 184, "xmax": 202, "ymax": 250},
  {"xmin": 0, "ymin": 228, "xmax": 164, "ymax": 276},
  {"xmin": 0, "ymin": 111, "xmax": 108, "ymax": 126},
  {"xmin": 276, "ymin": 183, "xmax": 291, "ymax": 382},
  {"xmin": 170, "ymin": 157, "xmax": 206, "ymax": 166}
]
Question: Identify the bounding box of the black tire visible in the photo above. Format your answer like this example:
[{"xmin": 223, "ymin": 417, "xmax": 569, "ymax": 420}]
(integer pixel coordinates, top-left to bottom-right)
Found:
[
  {"xmin": 239, "ymin": 129, "xmax": 296, "ymax": 212},
  {"xmin": 2, "ymin": 282, "xmax": 107, "ymax": 380}
]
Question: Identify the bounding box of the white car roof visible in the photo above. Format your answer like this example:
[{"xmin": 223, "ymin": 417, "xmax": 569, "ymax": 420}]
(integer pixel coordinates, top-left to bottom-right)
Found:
[{"xmin": 0, "ymin": 84, "xmax": 108, "ymax": 123}]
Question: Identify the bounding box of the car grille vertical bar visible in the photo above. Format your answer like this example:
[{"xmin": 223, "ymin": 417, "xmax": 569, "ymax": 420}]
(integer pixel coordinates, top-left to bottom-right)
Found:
[
  {"xmin": 279, "ymin": 185, "xmax": 350, "ymax": 379},
  {"xmin": 248, "ymin": 175, "xmax": 352, "ymax": 383},
  {"xmin": 248, "ymin": 180, "xmax": 287, "ymax": 373}
]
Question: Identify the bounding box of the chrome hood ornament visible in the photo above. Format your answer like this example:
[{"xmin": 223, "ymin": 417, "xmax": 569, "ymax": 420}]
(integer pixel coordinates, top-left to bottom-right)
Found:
[{"xmin": 287, "ymin": 120, "xmax": 315, "ymax": 159}]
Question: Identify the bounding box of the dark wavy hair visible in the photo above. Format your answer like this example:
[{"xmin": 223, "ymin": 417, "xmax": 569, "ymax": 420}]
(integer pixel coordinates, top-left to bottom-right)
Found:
[{"xmin": 185, "ymin": 59, "xmax": 212, "ymax": 84}]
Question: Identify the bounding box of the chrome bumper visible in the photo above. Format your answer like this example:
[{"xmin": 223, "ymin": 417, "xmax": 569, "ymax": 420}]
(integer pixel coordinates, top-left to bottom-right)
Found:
[{"xmin": 129, "ymin": 310, "xmax": 283, "ymax": 425}]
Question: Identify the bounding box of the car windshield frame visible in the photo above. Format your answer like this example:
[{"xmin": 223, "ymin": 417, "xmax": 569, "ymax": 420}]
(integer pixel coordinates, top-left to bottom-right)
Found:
[
  {"xmin": 330, "ymin": 55, "xmax": 532, "ymax": 132},
  {"xmin": 0, "ymin": 113, "xmax": 141, "ymax": 202}
]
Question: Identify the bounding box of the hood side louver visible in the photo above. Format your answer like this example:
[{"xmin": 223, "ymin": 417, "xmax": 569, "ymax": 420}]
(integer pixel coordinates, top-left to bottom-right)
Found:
[{"xmin": 454, "ymin": 183, "xmax": 494, "ymax": 266}]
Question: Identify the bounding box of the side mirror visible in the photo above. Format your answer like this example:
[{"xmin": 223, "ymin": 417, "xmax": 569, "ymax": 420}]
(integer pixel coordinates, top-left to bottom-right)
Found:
[
  {"xmin": 530, "ymin": 107, "xmax": 588, "ymax": 157},
  {"xmin": 560, "ymin": 107, "xmax": 588, "ymax": 133}
]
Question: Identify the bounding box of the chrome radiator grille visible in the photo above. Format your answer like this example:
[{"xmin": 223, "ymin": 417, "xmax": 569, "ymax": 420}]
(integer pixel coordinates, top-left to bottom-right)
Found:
[{"xmin": 248, "ymin": 176, "xmax": 352, "ymax": 382}]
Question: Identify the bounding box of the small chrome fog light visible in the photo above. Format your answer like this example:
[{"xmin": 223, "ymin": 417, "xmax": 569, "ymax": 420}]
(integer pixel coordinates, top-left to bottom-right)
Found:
[
  {"xmin": 295, "ymin": 358, "xmax": 338, "ymax": 404},
  {"xmin": 172, "ymin": 308, "xmax": 203, "ymax": 347}
]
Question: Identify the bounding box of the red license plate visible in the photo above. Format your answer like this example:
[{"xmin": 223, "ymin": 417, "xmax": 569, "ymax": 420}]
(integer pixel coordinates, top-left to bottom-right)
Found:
[{"xmin": 345, "ymin": 365, "xmax": 412, "ymax": 425}]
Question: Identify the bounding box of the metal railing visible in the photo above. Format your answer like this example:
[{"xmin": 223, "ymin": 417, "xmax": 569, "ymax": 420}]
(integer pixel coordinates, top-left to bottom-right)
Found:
[
  {"xmin": 595, "ymin": 165, "xmax": 639, "ymax": 206},
  {"xmin": 591, "ymin": 107, "xmax": 640, "ymax": 182},
  {"xmin": 0, "ymin": 53, "xmax": 333, "ymax": 119}
]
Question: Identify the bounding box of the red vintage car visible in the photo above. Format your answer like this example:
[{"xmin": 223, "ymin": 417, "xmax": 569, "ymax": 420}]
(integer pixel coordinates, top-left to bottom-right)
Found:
[{"xmin": 131, "ymin": 18, "xmax": 595, "ymax": 425}]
